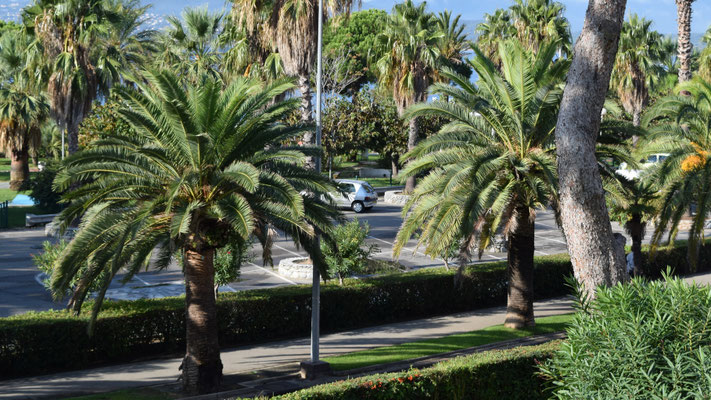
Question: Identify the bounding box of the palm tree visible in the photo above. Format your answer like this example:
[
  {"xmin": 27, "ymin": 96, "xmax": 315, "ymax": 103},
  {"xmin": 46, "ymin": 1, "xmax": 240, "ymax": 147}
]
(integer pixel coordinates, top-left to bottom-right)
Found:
[
  {"xmin": 675, "ymin": 0, "xmax": 696, "ymax": 82},
  {"xmin": 475, "ymin": 9, "xmax": 514, "ymax": 69},
  {"xmin": 699, "ymin": 26, "xmax": 711, "ymax": 81},
  {"xmin": 641, "ymin": 77, "xmax": 711, "ymax": 269},
  {"xmin": 434, "ymin": 11, "xmax": 470, "ymax": 77},
  {"xmin": 51, "ymin": 71, "xmax": 339, "ymax": 394},
  {"xmin": 611, "ymin": 15, "xmax": 664, "ymax": 129},
  {"xmin": 230, "ymin": 0, "xmax": 358, "ymax": 165},
  {"xmin": 155, "ymin": 7, "xmax": 224, "ymax": 82},
  {"xmin": 0, "ymin": 30, "xmax": 48, "ymax": 189},
  {"xmin": 394, "ymin": 40, "xmax": 567, "ymax": 328},
  {"xmin": 377, "ymin": 0, "xmax": 442, "ymax": 193},
  {"xmin": 606, "ymin": 177, "xmax": 658, "ymax": 275},
  {"xmin": 509, "ymin": 0, "xmax": 571, "ymax": 56}
]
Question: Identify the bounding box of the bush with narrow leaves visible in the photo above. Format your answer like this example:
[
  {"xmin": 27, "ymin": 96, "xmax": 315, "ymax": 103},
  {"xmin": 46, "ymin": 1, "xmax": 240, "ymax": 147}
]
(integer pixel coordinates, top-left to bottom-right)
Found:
[
  {"xmin": 321, "ymin": 219, "xmax": 379, "ymax": 284},
  {"xmin": 540, "ymin": 274, "xmax": 711, "ymax": 399}
]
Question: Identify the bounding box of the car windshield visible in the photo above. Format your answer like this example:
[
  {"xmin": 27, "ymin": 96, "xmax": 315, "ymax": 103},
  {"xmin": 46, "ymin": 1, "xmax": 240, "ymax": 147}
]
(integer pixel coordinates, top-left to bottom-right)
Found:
[
  {"xmin": 338, "ymin": 183, "xmax": 355, "ymax": 193},
  {"xmin": 646, "ymin": 155, "xmax": 657, "ymax": 163}
]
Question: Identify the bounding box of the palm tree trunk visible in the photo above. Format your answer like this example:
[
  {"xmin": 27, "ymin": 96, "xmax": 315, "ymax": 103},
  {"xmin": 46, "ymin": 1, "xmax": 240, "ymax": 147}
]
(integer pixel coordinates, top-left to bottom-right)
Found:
[
  {"xmin": 391, "ymin": 154, "xmax": 399, "ymax": 179},
  {"xmin": 676, "ymin": 0, "xmax": 694, "ymax": 83},
  {"xmin": 9, "ymin": 147, "xmax": 30, "ymax": 191},
  {"xmin": 404, "ymin": 117, "xmax": 418, "ymax": 194},
  {"xmin": 182, "ymin": 248, "xmax": 222, "ymax": 395},
  {"xmin": 297, "ymin": 74, "xmax": 316, "ymax": 169},
  {"xmin": 505, "ymin": 206, "xmax": 536, "ymax": 329},
  {"xmin": 554, "ymin": 0, "xmax": 628, "ymax": 299},
  {"xmin": 628, "ymin": 214, "xmax": 645, "ymax": 276}
]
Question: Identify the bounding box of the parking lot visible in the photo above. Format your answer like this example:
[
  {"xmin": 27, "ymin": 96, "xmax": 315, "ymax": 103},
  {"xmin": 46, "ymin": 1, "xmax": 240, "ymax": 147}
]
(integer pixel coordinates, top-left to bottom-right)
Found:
[{"xmin": 0, "ymin": 201, "xmax": 688, "ymax": 317}]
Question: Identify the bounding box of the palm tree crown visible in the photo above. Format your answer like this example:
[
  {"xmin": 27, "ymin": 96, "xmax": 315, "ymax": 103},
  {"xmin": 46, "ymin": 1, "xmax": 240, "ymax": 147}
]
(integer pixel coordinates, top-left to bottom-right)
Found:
[
  {"xmin": 395, "ymin": 40, "xmax": 567, "ymax": 328},
  {"xmin": 52, "ymin": 70, "xmax": 339, "ymax": 394}
]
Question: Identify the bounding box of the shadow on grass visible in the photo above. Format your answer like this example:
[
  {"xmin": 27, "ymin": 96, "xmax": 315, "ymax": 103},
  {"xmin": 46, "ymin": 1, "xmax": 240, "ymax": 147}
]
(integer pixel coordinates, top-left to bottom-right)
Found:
[{"xmin": 324, "ymin": 313, "xmax": 572, "ymax": 371}]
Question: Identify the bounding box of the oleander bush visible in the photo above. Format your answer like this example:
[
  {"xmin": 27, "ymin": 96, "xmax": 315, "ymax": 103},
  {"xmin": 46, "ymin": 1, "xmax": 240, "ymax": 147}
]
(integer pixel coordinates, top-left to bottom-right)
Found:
[
  {"xmin": 1, "ymin": 241, "xmax": 709, "ymax": 377},
  {"xmin": 259, "ymin": 341, "xmax": 560, "ymax": 400},
  {"xmin": 540, "ymin": 274, "xmax": 711, "ymax": 399}
]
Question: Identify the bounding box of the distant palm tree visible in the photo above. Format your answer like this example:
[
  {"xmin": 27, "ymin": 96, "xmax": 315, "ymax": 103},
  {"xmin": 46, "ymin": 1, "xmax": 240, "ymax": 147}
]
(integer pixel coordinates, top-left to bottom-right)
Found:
[
  {"xmin": 509, "ymin": 0, "xmax": 571, "ymax": 56},
  {"xmin": 699, "ymin": 26, "xmax": 711, "ymax": 81},
  {"xmin": 476, "ymin": 0, "xmax": 570, "ymax": 69},
  {"xmin": 434, "ymin": 10, "xmax": 470, "ymax": 76},
  {"xmin": 395, "ymin": 40, "xmax": 567, "ymax": 328},
  {"xmin": 675, "ymin": 0, "xmax": 696, "ymax": 82},
  {"xmin": 475, "ymin": 9, "xmax": 514, "ymax": 69},
  {"xmin": 230, "ymin": 0, "xmax": 358, "ymax": 168},
  {"xmin": 641, "ymin": 77, "xmax": 711, "ymax": 269},
  {"xmin": 611, "ymin": 15, "xmax": 664, "ymax": 129},
  {"xmin": 155, "ymin": 7, "xmax": 224, "ymax": 82},
  {"xmin": 52, "ymin": 71, "xmax": 339, "ymax": 394},
  {"xmin": 376, "ymin": 0, "xmax": 442, "ymax": 193},
  {"xmin": 0, "ymin": 30, "xmax": 48, "ymax": 189}
]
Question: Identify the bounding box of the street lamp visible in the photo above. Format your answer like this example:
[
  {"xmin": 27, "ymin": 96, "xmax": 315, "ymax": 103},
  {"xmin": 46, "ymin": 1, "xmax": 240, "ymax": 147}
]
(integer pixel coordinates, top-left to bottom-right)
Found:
[{"xmin": 300, "ymin": 0, "xmax": 329, "ymax": 380}]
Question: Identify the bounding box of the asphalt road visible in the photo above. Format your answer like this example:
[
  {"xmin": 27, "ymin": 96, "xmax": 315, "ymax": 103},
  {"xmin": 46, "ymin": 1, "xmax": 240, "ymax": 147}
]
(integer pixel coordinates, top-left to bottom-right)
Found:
[{"xmin": 0, "ymin": 202, "xmax": 682, "ymax": 317}]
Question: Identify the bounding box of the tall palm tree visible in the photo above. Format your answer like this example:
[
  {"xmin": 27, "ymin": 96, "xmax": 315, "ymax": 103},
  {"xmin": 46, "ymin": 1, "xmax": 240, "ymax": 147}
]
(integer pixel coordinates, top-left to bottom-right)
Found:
[
  {"xmin": 51, "ymin": 71, "xmax": 339, "ymax": 394},
  {"xmin": 155, "ymin": 7, "xmax": 224, "ymax": 82},
  {"xmin": 0, "ymin": 30, "xmax": 48, "ymax": 189},
  {"xmin": 641, "ymin": 77, "xmax": 711, "ymax": 269},
  {"xmin": 699, "ymin": 26, "xmax": 711, "ymax": 81},
  {"xmin": 377, "ymin": 0, "xmax": 442, "ymax": 193},
  {"xmin": 676, "ymin": 0, "xmax": 696, "ymax": 82},
  {"xmin": 611, "ymin": 15, "xmax": 664, "ymax": 129},
  {"xmin": 230, "ymin": 0, "xmax": 358, "ymax": 166},
  {"xmin": 395, "ymin": 40, "xmax": 567, "ymax": 328}
]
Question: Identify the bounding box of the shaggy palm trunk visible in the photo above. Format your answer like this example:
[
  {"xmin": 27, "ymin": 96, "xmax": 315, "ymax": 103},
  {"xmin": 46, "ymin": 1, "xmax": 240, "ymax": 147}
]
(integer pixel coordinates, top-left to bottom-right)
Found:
[
  {"xmin": 404, "ymin": 117, "xmax": 418, "ymax": 194},
  {"xmin": 298, "ymin": 74, "xmax": 316, "ymax": 169},
  {"xmin": 555, "ymin": 0, "xmax": 628, "ymax": 299},
  {"xmin": 505, "ymin": 206, "xmax": 536, "ymax": 329},
  {"xmin": 676, "ymin": 0, "xmax": 693, "ymax": 83},
  {"xmin": 9, "ymin": 147, "xmax": 29, "ymax": 190},
  {"xmin": 627, "ymin": 214, "xmax": 645, "ymax": 276},
  {"xmin": 391, "ymin": 154, "xmax": 399, "ymax": 179},
  {"xmin": 182, "ymin": 248, "xmax": 222, "ymax": 395}
]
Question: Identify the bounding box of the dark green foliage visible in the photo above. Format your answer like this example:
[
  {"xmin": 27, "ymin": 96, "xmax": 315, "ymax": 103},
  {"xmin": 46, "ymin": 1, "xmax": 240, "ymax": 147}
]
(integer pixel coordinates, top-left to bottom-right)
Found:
[
  {"xmin": 321, "ymin": 219, "xmax": 379, "ymax": 284},
  {"xmin": 268, "ymin": 342, "xmax": 560, "ymax": 400},
  {"xmin": 20, "ymin": 160, "xmax": 63, "ymax": 211},
  {"xmin": 33, "ymin": 240, "xmax": 108, "ymax": 297},
  {"xmin": 540, "ymin": 274, "xmax": 711, "ymax": 399},
  {"xmin": 1, "ymin": 242, "xmax": 707, "ymax": 377}
]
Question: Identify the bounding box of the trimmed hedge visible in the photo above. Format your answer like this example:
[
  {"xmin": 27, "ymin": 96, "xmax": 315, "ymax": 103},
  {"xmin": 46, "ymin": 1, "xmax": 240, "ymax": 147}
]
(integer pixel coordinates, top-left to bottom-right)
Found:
[
  {"xmin": 1, "ymin": 242, "xmax": 708, "ymax": 378},
  {"xmin": 263, "ymin": 341, "xmax": 561, "ymax": 400}
]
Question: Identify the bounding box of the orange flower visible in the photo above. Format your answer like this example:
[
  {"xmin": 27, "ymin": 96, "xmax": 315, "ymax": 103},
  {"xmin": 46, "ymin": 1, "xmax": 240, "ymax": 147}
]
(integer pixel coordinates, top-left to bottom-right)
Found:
[
  {"xmin": 682, "ymin": 142, "xmax": 710, "ymax": 172},
  {"xmin": 408, "ymin": 376, "xmax": 414, "ymax": 381},
  {"xmin": 398, "ymin": 377, "xmax": 405, "ymax": 383}
]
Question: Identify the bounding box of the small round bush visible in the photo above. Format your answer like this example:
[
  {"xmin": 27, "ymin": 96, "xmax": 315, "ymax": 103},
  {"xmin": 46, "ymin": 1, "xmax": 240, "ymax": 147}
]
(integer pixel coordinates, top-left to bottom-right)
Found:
[{"xmin": 540, "ymin": 274, "xmax": 711, "ymax": 399}]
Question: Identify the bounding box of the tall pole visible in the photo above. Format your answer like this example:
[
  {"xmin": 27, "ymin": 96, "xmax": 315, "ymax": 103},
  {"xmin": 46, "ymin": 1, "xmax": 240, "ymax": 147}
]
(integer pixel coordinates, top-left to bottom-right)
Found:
[{"xmin": 310, "ymin": 0, "xmax": 324, "ymax": 364}]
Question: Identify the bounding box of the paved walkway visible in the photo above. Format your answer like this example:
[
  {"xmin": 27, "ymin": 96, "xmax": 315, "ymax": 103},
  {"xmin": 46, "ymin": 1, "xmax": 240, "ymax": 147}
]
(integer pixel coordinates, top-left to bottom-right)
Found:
[{"xmin": 3, "ymin": 272, "xmax": 711, "ymax": 399}]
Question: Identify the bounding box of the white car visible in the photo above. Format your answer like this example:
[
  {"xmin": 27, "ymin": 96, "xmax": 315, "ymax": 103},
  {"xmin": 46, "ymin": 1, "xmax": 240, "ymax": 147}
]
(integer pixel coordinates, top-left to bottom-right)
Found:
[
  {"xmin": 616, "ymin": 153, "xmax": 669, "ymax": 180},
  {"xmin": 330, "ymin": 179, "xmax": 378, "ymax": 213}
]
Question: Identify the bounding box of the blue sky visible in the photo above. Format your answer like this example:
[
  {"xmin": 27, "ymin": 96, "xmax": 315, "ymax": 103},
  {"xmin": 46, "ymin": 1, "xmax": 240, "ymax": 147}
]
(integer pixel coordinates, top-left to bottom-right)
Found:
[{"xmin": 3, "ymin": 0, "xmax": 711, "ymax": 35}]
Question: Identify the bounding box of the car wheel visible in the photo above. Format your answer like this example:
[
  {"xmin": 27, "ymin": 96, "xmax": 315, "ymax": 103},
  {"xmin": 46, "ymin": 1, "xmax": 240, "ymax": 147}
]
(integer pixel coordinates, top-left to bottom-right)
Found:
[{"xmin": 352, "ymin": 201, "xmax": 365, "ymax": 213}]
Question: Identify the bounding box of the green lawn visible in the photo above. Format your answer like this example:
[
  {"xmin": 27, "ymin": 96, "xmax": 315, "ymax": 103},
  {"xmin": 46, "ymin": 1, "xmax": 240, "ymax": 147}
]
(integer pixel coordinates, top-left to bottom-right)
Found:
[
  {"xmin": 323, "ymin": 313, "xmax": 573, "ymax": 371},
  {"xmin": 0, "ymin": 189, "xmax": 19, "ymax": 203},
  {"xmin": 63, "ymin": 388, "xmax": 175, "ymax": 400},
  {"xmin": 5, "ymin": 206, "xmax": 46, "ymax": 228}
]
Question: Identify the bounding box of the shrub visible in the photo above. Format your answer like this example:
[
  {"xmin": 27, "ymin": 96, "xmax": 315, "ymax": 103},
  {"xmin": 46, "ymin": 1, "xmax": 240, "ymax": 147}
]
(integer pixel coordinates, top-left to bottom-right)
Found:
[
  {"xmin": 321, "ymin": 219, "xmax": 379, "ymax": 284},
  {"xmin": 20, "ymin": 160, "xmax": 64, "ymax": 211},
  {"xmin": 540, "ymin": 274, "xmax": 711, "ymax": 399},
  {"xmin": 263, "ymin": 341, "xmax": 560, "ymax": 400}
]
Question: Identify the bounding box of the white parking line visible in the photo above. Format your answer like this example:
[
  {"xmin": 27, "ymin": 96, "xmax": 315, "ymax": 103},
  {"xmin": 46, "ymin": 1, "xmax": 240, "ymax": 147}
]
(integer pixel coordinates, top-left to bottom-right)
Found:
[
  {"xmin": 273, "ymin": 244, "xmax": 305, "ymax": 258},
  {"xmin": 486, "ymin": 254, "xmax": 505, "ymax": 260},
  {"xmin": 134, "ymin": 275, "xmax": 151, "ymax": 286},
  {"xmin": 367, "ymin": 235, "xmax": 446, "ymax": 263},
  {"xmin": 537, "ymin": 236, "xmax": 567, "ymax": 245},
  {"xmin": 535, "ymin": 250, "xmax": 550, "ymax": 255},
  {"xmin": 247, "ymin": 262, "xmax": 298, "ymax": 285}
]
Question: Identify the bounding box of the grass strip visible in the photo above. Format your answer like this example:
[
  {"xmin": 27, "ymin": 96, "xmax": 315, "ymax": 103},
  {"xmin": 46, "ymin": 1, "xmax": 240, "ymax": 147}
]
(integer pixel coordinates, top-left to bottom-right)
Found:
[{"xmin": 323, "ymin": 313, "xmax": 573, "ymax": 371}]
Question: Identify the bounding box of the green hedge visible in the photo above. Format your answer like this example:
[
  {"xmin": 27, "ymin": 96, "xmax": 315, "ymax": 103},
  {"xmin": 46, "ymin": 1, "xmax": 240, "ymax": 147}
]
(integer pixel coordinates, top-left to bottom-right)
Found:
[
  {"xmin": 264, "ymin": 341, "xmax": 561, "ymax": 400},
  {"xmin": 1, "ymin": 242, "xmax": 707, "ymax": 378}
]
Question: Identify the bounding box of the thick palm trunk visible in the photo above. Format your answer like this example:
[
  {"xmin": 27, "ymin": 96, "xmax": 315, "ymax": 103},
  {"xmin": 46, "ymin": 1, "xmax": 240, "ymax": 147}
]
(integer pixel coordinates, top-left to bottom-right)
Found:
[
  {"xmin": 391, "ymin": 154, "xmax": 399, "ymax": 178},
  {"xmin": 676, "ymin": 0, "xmax": 693, "ymax": 83},
  {"xmin": 627, "ymin": 215, "xmax": 645, "ymax": 276},
  {"xmin": 404, "ymin": 117, "xmax": 418, "ymax": 194},
  {"xmin": 505, "ymin": 206, "xmax": 536, "ymax": 329},
  {"xmin": 555, "ymin": 0, "xmax": 628, "ymax": 299},
  {"xmin": 9, "ymin": 147, "xmax": 29, "ymax": 191},
  {"xmin": 182, "ymin": 248, "xmax": 222, "ymax": 395}
]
